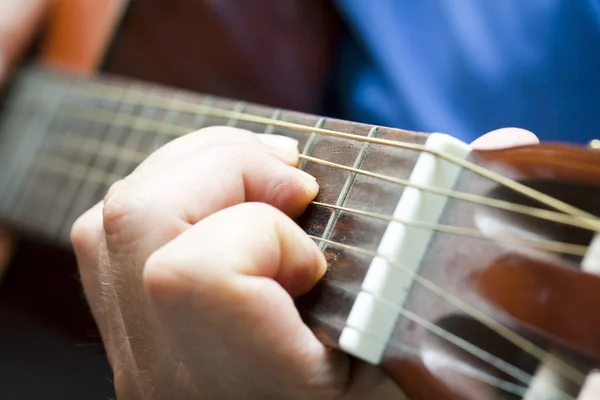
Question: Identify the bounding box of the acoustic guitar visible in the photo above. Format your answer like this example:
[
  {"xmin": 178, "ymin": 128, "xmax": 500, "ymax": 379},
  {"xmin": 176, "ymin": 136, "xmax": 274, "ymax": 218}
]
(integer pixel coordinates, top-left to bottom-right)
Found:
[{"xmin": 1, "ymin": 1, "xmax": 599, "ymax": 400}]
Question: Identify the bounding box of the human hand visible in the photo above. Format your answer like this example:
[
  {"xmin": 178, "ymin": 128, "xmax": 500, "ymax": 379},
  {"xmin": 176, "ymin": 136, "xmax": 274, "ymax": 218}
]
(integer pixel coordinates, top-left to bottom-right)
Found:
[
  {"xmin": 0, "ymin": 0, "xmax": 49, "ymax": 280},
  {"xmin": 71, "ymin": 126, "xmax": 411, "ymax": 399},
  {"xmin": 72, "ymin": 125, "xmax": 598, "ymax": 399}
]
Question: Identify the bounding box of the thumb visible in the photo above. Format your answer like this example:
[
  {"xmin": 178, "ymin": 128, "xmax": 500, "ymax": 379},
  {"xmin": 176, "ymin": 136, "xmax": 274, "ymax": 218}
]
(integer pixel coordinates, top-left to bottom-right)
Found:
[{"xmin": 470, "ymin": 127, "xmax": 539, "ymax": 150}]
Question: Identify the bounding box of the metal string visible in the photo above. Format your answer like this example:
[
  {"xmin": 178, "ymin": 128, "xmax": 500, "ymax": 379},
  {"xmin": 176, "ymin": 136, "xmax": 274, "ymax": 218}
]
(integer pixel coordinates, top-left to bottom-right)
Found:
[
  {"xmin": 30, "ymin": 132, "xmax": 588, "ymax": 393},
  {"xmin": 4, "ymin": 69, "xmax": 596, "ymax": 391},
  {"xmin": 23, "ymin": 153, "xmax": 576, "ymax": 400},
  {"xmin": 19, "ymin": 69, "xmax": 600, "ymax": 228},
  {"xmin": 13, "ymin": 98, "xmax": 598, "ymax": 233},
  {"xmin": 40, "ymin": 131, "xmax": 589, "ymax": 257}
]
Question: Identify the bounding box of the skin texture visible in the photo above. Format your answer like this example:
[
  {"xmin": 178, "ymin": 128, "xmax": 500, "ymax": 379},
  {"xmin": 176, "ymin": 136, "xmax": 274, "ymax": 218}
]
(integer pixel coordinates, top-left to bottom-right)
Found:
[
  {"xmin": 71, "ymin": 124, "xmax": 599, "ymax": 400},
  {"xmin": 0, "ymin": 2, "xmax": 598, "ymax": 398}
]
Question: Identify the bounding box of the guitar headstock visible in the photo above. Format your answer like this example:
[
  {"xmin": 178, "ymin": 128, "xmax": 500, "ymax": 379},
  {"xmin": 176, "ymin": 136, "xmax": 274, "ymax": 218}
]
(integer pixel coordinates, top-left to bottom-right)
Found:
[{"xmin": 299, "ymin": 136, "xmax": 600, "ymax": 400}]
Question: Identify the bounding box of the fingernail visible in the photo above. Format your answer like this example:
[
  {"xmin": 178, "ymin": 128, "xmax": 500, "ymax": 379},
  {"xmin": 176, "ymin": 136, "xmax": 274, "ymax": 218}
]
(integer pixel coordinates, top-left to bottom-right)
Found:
[
  {"xmin": 257, "ymin": 134, "xmax": 299, "ymax": 158},
  {"xmin": 295, "ymin": 168, "xmax": 319, "ymax": 195}
]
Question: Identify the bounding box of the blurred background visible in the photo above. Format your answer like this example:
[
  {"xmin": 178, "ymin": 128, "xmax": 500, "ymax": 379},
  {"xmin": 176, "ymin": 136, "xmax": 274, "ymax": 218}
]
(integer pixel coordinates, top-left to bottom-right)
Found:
[{"xmin": 1, "ymin": 1, "xmax": 600, "ymax": 399}]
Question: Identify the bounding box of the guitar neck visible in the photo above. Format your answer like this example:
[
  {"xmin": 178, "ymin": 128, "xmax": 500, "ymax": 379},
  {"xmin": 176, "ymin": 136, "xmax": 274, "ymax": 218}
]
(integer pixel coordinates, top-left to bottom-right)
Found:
[{"xmin": 0, "ymin": 65, "xmax": 425, "ymax": 248}]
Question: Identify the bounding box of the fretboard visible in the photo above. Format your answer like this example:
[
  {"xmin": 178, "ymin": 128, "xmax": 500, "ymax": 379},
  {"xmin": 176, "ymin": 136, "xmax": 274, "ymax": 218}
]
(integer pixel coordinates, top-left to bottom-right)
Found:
[
  {"xmin": 0, "ymin": 65, "xmax": 427, "ymax": 249},
  {"xmin": 0, "ymin": 64, "xmax": 440, "ymax": 373}
]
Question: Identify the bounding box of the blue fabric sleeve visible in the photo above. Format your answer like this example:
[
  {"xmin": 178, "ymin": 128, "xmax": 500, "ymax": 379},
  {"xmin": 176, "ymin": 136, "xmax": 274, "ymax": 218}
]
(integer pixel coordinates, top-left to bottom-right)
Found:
[{"xmin": 328, "ymin": 0, "xmax": 600, "ymax": 144}]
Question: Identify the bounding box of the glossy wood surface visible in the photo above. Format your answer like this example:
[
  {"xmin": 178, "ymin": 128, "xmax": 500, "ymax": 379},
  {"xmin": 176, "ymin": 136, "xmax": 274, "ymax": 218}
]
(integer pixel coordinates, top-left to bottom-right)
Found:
[{"xmin": 381, "ymin": 145, "xmax": 600, "ymax": 399}]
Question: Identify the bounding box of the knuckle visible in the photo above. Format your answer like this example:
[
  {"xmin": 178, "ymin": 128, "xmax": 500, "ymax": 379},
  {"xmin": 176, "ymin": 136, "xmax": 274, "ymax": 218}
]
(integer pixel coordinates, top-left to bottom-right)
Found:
[
  {"xmin": 70, "ymin": 208, "xmax": 101, "ymax": 257},
  {"xmin": 102, "ymin": 179, "xmax": 134, "ymax": 236}
]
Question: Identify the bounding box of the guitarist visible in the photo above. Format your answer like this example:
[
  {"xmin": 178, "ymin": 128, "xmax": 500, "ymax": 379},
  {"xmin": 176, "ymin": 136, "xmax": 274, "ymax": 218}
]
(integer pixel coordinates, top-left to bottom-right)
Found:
[{"xmin": 1, "ymin": 1, "xmax": 599, "ymax": 399}]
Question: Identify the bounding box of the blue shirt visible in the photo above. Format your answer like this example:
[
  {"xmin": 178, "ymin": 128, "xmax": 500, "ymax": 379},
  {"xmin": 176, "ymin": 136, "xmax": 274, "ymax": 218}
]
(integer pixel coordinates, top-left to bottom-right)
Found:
[{"xmin": 329, "ymin": 1, "xmax": 600, "ymax": 144}]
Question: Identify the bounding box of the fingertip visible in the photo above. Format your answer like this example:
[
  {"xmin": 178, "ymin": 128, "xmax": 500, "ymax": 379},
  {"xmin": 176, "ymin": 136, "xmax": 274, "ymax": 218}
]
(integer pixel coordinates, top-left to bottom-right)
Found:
[
  {"xmin": 471, "ymin": 127, "xmax": 539, "ymax": 150},
  {"xmin": 281, "ymin": 226, "xmax": 328, "ymax": 298},
  {"xmin": 264, "ymin": 165, "xmax": 320, "ymax": 218},
  {"xmin": 257, "ymin": 134, "xmax": 300, "ymax": 165},
  {"xmin": 295, "ymin": 168, "xmax": 319, "ymax": 198}
]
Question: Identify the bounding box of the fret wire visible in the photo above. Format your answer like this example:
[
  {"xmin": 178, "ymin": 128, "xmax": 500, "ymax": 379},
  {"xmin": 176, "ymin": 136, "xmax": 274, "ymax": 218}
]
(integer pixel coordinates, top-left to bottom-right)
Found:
[
  {"xmin": 0, "ymin": 82, "xmax": 48, "ymax": 213},
  {"xmin": 0, "ymin": 111, "xmax": 28, "ymax": 220},
  {"xmin": 190, "ymin": 96, "xmax": 214, "ymax": 130},
  {"xmin": 23, "ymin": 131, "xmax": 588, "ymax": 256},
  {"xmin": 318, "ymin": 126, "xmax": 379, "ymax": 251},
  {"xmin": 17, "ymin": 88, "xmax": 597, "ymax": 230},
  {"xmin": 111, "ymin": 87, "xmax": 163, "ymax": 179},
  {"xmin": 263, "ymin": 109, "xmax": 282, "ymax": 135},
  {"xmin": 16, "ymin": 95, "xmax": 597, "ymax": 231},
  {"xmin": 298, "ymin": 118, "xmax": 324, "ymax": 171},
  {"xmin": 227, "ymin": 102, "xmax": 246, "ymax": 127},
  {"xmin": 40, "ymin": 75, "xmax": 598, "ymax": 223},
  {"xmin": 22, "ymin": 153, "xmax": 567, "ymax": 399},
  {"xmin": 183, "ymin": 95, "xmax": 215, "ymax": 145},
  {"xmin": 152, "ymin": 93, "xmax": 193, "ymax": 150},
  {"xmin": 57, "ymin": 84, "xmax": 137, "ymax": 240},
  {"xmin": 3, "ymin": 82, "xmax": 70, "ymax": 222},
  {"xmin": 23, "ymin": 149, "xmax": 589, "ymax": 396},
  {"xmin": 25, "ymin": 151, "xmax": 586, "ymax": 399},
  {"xmin": 30, "ymin": 136, "xmax": 589, "ymax": 256},
  {"xmin": 8, "ymin": 67, "xmax": 592, "ymax": 390},
  {"xmin": 299, "ymin": 154, "xmax": 595, "ymax": 231},
  {"xmin": 0, "ymin": 103, "xmax": 28, "ymax": 197},
  {"xmin": 19, "ymin": 98, "xmax": 594, "ymax": 231},
  {"xmin": 46, "ymin": 87, "xmax": 117, "ymax": 236}
]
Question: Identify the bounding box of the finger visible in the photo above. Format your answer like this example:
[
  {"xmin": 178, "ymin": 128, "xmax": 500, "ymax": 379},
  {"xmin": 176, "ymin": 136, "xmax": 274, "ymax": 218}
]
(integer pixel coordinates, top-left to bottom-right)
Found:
[
  {"xmin": 143, "ymin": 202, "xmax": 347, "ymax": 398},
  {"xmin": 471, "ymin": 127, "xmax": 539, "ymax": 150},
  {"xmin": 100, "ymin": 132, "xmax": 320, "ymax": 384},
  {"xmin": 71, "ymin": 202, "xmax": 122, "ymax": 355},
  {"xmin": 127, "ymin": 127, "xmax": 300, "ymax": 184},
  {"xmin": 71, "ymin": 201, "xmax": 146, "ymax": 395},
  {"xmin": 0, "ymin": 0, "xmax": 49, "ymax": 80},
  {"xmin": 72, "ymin": 201, "xmax": 107, "ymax": 317},
  {"xmin": 103, "ymin": 137, "xmax": 317, "ymax": 263}
]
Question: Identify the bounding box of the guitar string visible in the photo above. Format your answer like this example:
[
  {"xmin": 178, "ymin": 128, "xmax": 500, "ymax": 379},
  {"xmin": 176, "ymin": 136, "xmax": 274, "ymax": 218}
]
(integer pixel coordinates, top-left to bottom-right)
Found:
[
  {"xmin": 14, "ymin": 69, "xmax": 600, "ymax": 228},
  {"xmin": 30, "ymin": 132, "xmax": 587, "ymax": 392},
  {"xmin": 41, "ymin": 131, "xmax": 588, "ymax": 257},
  {"xmin": 9, "ymin": 97, "xmax": 597, "ymax": 233},
  {"xmin": 311, "ymin": 236, "xmax": 588, "ymax": 387},
  {"xmin": 305, "ymin": 314, "xmax": 560, "ymax": 400},
  {"xmin": 312, "ymin": 281, "xmax": 569, "ymax": 400},
  {"xmin": 5, "ymin": 70, "xmax": 596, "ymax": 386},
  {"xmin": 21, "ymin": 154, "xmax": 572, "ymax": 400}
]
